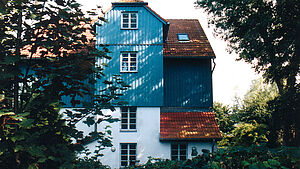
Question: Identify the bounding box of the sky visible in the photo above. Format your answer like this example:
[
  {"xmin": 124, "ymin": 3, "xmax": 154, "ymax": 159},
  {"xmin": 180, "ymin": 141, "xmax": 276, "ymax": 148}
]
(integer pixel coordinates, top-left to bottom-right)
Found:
[{"xmin": 77, "ymin": 0, "xmax": 260, "ymax": 105}]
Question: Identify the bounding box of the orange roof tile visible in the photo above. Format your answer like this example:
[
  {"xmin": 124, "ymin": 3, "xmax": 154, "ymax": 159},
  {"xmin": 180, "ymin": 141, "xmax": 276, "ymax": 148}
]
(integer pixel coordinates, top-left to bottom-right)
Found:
[
  {"xmin": 160, "ymin": 112, "xmax": 222, "ymax": 140},
  {"xmin": 163, "ymin": 19, "xmax": 215, "ymax": 58}
]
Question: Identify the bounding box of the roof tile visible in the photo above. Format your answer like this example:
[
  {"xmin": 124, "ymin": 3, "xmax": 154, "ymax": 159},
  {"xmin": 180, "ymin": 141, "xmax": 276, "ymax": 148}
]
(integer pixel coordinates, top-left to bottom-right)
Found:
[
  {"xmin": 164, "ymin": 19, "xmax": 215, "ymax": 58},
  {"xmin": 160, "ymin": 112, "xmax": 222, "ymax": 140}
]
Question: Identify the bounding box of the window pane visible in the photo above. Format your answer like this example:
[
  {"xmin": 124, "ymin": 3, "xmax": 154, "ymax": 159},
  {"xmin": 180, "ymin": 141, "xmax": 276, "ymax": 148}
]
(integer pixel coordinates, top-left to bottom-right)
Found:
[
  {"xmin": 180, "ymin": 150, "xmax": 186, "ymax": 155},
  {"xmin": 131, "ymin": 24, "xmax": 137, "ymax": 28},
  {"xmin": 121, "ymin": 144, "xmax": 127, "ymax": 149},
  {"xmin": 121, "ymin": 161, "xmax": 127, "ymax": 166},
  {"xmin": 121, "ymin": 149, "xmax": 128, "ymax": 154},
  {"xmin": 180, "ymin": 144, "xmax": 187, "ymax": 149},
  {"xmin": 129, "ymin": 156, "xmax": 136, "ymax": 161},
  {"xmin": 131, "ymin": 13, "xmax": 136, "ymax": 18},
  {"xmin": 129, "ymin": 112, "xmax": 136, "ymax": 117},
  {"xmin": 178, "ymin": 34, "xmax": 189, "ymax": 41},
  {"xmin": 180, "ymin": 156, "xmax": 186, "ymax": 161},
  {"xmin": 121, "ymin": 124, "xmax": 128, "ymax": 129},
  {"xmin": 121, "ymin": 155, "xmax": 128, "ymax": 161},
  {"xmin": 171, "ymin": 149, "xmax": 178, "ymax": 155},
  {"xmin": 130, "ymin": 119, "xmax": 136, "ymax": 123},
  {"xmin": 129, "ymin": 144, "xmax": 136, "ymax": 149},
  {"xmin": 131, "ymin": 18, "xmax": 137, "ymax": 22},
  {"xmin": 130, "ymin": 124, "xmax": 136, "ymax": 129},
  {"xmin": 123, "ymin": 24, "xmax": 129, "ymax": 28},
  {"xmin": 129, "ymin": 161, "xmax": 135, "ymax": 166},
  {"xmin": 131, "ymin": 58, "xmax": 136, "ymax": 61},
  {"xmin": 130, "ymin": 67, "xmax": 136, "ymax": 71},
  {"xmin": 129, "ymin": 150, "xmax": 135, "ymax": 155},
  {"xmin": 122, "ymin": 67, "xmax": 128, "ymax": 71},
  {"xmin": 121, "ymin": 107, "xmax": 128, "ymax": 112},
  {"xmin": 123, "ymin": 19, "xmax": 129, "ymax": 23},
  {"xmin": 121, "ymin": 112, "xmax": 128, "ymax": 117},
  {"xmin": 171, "ymin": 144, "xmax": 177, "ymax": 149},
  {"xmin": 121, "ymin": 118, "xmax": 128, "ymax": 123},
  {"xmin": 171, "ymin": 155, "xmax": 178, "ymax": 161},
  {"xmin": 123, "ymin": 13, "xmax": 129, "ymax": 18},
  {"xmin": 129, "ymin": 106, "xmax": 137, "ymax": 112}
]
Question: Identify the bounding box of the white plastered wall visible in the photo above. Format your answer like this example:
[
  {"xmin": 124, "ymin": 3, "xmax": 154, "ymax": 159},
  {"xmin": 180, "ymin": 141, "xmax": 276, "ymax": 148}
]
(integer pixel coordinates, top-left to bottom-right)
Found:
[{"xmin": 60, "ymin": 108, "xmax": 215, "ymax": 169}]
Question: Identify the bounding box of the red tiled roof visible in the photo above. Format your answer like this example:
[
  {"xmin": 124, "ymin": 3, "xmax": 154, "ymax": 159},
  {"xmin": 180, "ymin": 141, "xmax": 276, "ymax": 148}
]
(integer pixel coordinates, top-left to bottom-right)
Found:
[
  {"xmin": 160, "ymin": 112, "xmax": 222, "ymax": 140},
  {"xmin": 163, "ymin": 19, "xmax": 215, "ymax": 58}
]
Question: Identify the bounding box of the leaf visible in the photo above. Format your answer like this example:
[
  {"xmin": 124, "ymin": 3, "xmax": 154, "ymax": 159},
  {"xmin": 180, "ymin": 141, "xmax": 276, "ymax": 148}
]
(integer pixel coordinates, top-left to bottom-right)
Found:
[
  {"xmin": 19, "ymin": 119, "xmax": 34, "ymax": 128},
  {"xmin": 263, "ymin": 161, "xmax": 271, "ymax": 168},
  {"xmin": 267, "ymin": 159, "xmax": 280, "ymax": 166},
  {"xmin": 242, "ymin": 160, "xmax": 251, "ymax": 167},
  {"xmin": 38, "ymin": 157, "xmax": 47, "ymax": 163},
  {"xmin": 211, "ymin": 161, "xmax": 220, "ymax": 169},
  {"xmin": 83, "ymin": 116, "xmax": 95, "ymax": 127}
]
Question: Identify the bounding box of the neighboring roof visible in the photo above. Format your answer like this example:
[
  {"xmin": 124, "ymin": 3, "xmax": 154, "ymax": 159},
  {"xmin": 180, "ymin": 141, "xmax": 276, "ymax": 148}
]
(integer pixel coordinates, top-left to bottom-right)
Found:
[
  {"xmin": 160, "ymin": 112, "xmax": 222, "ymax": 140},
  {"xmin": 163, "ymin": 19, "xmax": 216, "ymax": 58},
  {"xmin": 21, "ymin": 23, "xmax": 94, "ymax": 58}
]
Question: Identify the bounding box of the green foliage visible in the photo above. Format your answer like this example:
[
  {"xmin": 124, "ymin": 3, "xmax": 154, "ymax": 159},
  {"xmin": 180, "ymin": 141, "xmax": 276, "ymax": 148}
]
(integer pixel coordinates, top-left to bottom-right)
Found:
[
  {"xmin": 0, "ymin": 0, "xmax": 128, "ymax": 168},
  {"xmin": 196, "ymin": 0, "xmax": 300, "ymax": 146},
  {"xmin": 132, "ymin": 145, "xmax": 300, "ymax": 169},
  {"xmin": 213, "ymin": 102, "xmax": 236, "ymax": 134},
  {"xmin": 231, "ymin": 122, "xmax": 269, "ymax": 146},
  {"xmin": 238, "ymin": 79, "xmax": 278, "ymax": 125},
  {"xmin": 214, "ymin": 79, "xmax": 280, "ymax": 147}
]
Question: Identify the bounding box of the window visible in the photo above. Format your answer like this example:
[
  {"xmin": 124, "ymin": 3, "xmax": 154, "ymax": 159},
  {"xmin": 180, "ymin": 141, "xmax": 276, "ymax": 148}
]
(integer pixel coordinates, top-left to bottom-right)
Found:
[
  {"xmin": 121, "ymin": 12, "xmax": 138, "ymax": 29},
  {"xmin": 171, "ymin": 143, "xmax": 187, "ymax": 161},
  {"xmin": 177, "ymin": 33, "xmax": 189, "ymax": 42},
  {"xmin": 121, "ymin": 107, "xmax": 137, "ymax": 130},
  {"xmin": 120, "ymin": 143, "xmax": 137, "ymax": 167},
  {"xmin": 120, "ymin": 52, "xmax": 137, "ymax": 72}
]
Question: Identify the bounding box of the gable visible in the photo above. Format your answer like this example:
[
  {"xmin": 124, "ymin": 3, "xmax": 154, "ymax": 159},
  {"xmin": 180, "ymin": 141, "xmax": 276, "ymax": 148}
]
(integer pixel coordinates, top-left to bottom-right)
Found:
[{"xmin": 97, "ymin": 3, "xmax": 165, "ymax": 45}]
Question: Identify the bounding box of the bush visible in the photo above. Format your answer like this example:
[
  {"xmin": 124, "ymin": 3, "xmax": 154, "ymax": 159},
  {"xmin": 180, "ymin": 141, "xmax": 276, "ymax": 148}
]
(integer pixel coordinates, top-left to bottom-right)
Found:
[{"xmin": 129, "ymin": 145, "xmax": 300, "ymax": 169}]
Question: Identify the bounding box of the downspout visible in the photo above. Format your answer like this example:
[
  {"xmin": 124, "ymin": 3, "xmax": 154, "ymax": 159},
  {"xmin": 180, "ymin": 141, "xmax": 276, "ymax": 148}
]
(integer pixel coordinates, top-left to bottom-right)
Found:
[
  {"xmin": 163, "ymin": 22, "xmax": 170, "ymax": 43},
  {"xmin": 211, "ymin": 139, "xmax": 216, "ymax": 153},
  {"xmin": 211, "ymin": 58, "xmax": 216, "ymax": 73}
]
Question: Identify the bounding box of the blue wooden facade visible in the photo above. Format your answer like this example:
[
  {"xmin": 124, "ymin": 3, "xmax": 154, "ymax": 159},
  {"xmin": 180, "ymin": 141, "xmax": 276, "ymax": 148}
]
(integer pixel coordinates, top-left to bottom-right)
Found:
[
  {"xmin": 164, "ymin": 58, "xmax": 213, "ymax": 108},
  {"xmin": 96, "ymin": 2, "xmax": 165, "ymax": 107},
  {"xmin": 96, "ymin": 2, "xmax": 214, "ymax": 108}
]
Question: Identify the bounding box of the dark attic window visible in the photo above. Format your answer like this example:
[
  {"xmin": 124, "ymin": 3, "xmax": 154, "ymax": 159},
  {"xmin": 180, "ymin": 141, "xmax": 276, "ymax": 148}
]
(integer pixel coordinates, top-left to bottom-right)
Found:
[{"xmin": 177, "ymin": 33, "xmax": 189, "ymax": 42}]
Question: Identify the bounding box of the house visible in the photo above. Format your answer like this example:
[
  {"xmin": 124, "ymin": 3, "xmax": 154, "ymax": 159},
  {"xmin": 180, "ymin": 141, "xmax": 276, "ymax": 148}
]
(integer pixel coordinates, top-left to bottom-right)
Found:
[{"xmin": 82, "ymin": 0, "xmax": 221, "ymax": 168}]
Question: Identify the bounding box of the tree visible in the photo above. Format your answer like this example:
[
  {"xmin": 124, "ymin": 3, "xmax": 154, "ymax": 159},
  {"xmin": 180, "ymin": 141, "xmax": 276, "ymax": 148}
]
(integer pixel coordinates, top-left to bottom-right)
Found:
[
  {"xmin": 0, "ymin": 0, "xmax": 127, "ymax": 168},
  {"xmin": 196, "ymin": 0, "xmax": 300, "ymax": 146},
  {"xmin": 237, "ymin": 78, "xmax": 278, "ymax": 125},
  {"xmin": 213, "ymin": 102, "xmax": 236, "ymax": 134},
  {"xmin": 214, "ymin": 79, "xmax": 281, "ymax": 147}
]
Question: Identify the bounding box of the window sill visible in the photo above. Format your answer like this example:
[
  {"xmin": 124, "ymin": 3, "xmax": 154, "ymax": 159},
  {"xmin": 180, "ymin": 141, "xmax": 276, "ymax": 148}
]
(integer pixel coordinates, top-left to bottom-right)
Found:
[
  {"xmin": 121, "ymin": 28, "xmax": 138, "ymax": 30},
  {"xmin": 120, "ymin": 129, "xmax": 137, "ymax": 132},
  {"xmin": 120, "ymin": 71, "xmax": 138, "ymax": 73}
]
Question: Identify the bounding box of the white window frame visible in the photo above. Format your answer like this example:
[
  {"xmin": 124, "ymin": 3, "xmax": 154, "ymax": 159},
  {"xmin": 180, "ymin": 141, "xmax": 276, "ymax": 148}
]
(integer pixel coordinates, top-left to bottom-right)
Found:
[
  {"xmin": 120, "ymin": 52, "xmax": 138, "ymax": 73},
  {"xmin": 171, "ymin": 143, "xmax": 187, "ymax": 161},
  {"xmin": 120, "ymin": 107, "xmax": 137, "ymax": 131},
  {"xmin": 121, "ymin": 12, "xmax": 138, "ymax": 29},
  {"xmin": 120, "ymin": 143, "xmax": 137, "ymax": 167},
  {"xmin": 177, "ymin": 33, "xmax": 190, "ymax": 42}
]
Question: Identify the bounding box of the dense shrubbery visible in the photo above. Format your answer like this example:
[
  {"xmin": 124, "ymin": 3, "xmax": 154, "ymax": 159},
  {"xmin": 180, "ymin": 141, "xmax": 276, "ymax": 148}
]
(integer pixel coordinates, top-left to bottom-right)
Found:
[{"xmin": 127, "ymin": 145, "xmax": 300, "ymax": 169}]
